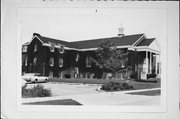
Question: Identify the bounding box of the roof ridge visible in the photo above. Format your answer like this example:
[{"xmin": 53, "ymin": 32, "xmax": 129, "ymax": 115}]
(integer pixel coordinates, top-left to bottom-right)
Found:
[{"xmin": 70, "ymin": 33, "xmax": 144, "ymax": 43}]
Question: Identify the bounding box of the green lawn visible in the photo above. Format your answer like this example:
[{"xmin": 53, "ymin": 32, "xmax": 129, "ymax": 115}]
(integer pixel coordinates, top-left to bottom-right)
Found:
[
  {"xmin": 22, "ymin": 99, "xmax": 82, "ymax": 105},
  {"xmin": 126, "ymin": 89, "xmax": 161, "ymax": 96},
  {"xmin": 49, "ymin": 78, "xmax": 161, "ymax": 90}
]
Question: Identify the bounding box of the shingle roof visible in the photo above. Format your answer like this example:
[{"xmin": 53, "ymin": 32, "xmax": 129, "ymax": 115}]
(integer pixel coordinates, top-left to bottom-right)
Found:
[
  {"xmin": 70, "ymin": 34, "xmax": 144, "ymax": 49},
  {"xmin": 27, "ymin": 33, "xmax": 155, "ymax": 49},
  {"xmin": 136, "ymin": 38, "xmax": 155, "ymax": 46},
  {"xmin": 22, "ymin": 42, "xmax": 30, "ymax": 46}
]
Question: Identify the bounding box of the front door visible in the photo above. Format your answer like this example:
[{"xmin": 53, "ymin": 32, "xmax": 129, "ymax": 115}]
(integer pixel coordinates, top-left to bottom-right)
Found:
[{"xmin": 74, "ymin": 67, "xmax": 79, "ymax": 78}]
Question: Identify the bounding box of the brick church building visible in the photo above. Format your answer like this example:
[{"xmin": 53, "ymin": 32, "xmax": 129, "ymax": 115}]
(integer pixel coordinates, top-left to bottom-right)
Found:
[{"xmin": 22, "ymin": 29, "xmax": 160, "ymax": 80}]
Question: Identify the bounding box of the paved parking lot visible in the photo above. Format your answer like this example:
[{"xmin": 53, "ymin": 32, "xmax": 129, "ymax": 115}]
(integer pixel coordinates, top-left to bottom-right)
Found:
[{"xmin": 23, "ymin": 82, "xmax": 160, "ymax": 106}]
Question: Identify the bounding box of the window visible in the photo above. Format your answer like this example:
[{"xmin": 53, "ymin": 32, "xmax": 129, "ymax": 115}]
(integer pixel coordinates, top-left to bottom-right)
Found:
[
  {"xmin": 58, "ymin": 45, "xmax": 64, "ymax": 53},
  {"xmin": 49, "ymin": 46, "xmax": 55, "ymax": 52},
  {"xmin": 121, "ymin": 60, "xmax": 125, "ymax": 68},
  {"xmin": 49, "ymin": 57, "xmax": 54, "ymax": 66},
  {"xmin": 75, "ymin": 53, "xmax": 79, "ymax": 61},
  {"xmin": 86, "ymin": 56, "xmax": 91, "ymax": 67},
  {"xmin": 22, "ymin": 46, "xmax": 28, "ymax": 52},
  {"xmin": 34, "ymin": 44, "xmax": 37, "ymax": 52},
  {"xmin": 59, "ymin": 58, "xmax": 63, "ymax": 67},
  {"xmin": 74, "ymin": 67, "xmax": 79, "ymax": 78},
  {"xmin": 33, "ymin": 57, "xmax": 37, "ymax": 64},
  {"xmin": 25, "ymin": 56, "xmax": 28, "ymax": 66}
]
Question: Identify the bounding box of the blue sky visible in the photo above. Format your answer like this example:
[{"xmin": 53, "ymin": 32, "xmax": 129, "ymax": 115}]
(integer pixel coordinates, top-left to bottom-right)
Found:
[{"xmin": 19, "ymin": 8, "xmax": 166, "ymax": 46}]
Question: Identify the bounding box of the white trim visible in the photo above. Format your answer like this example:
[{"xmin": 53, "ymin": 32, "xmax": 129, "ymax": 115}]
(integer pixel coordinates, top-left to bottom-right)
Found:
[
  {"xmin": 132, "ymin": 34, "xmax": 145, "ymax": 46},
  {"xmin": 134, "ymin": 46, "xmax": 160, "ymax": 54},
  {"xmin": 64, "ymin": 45, "xmax": 132, "ymax": 51},
  {"xmin": 31, "ymin": 35, "xmax": 44, "ymax": 44}
]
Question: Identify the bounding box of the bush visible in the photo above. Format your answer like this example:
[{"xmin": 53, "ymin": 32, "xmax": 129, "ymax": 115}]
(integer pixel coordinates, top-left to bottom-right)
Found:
[
  {"xmin": 101, "ymin": 81, "xmax": 134, "ymax": 91},
  {"xmin": 64, "ymin": 74, "xmax": 71, "ymax": 78},
  {"xmin": 22, "ymin": 84, "xmax": 51, "ymax": 97},
  {"xmin": 147, "ymin": 74, "xmax": 157, "ymax": 79},
  {"xmin": 130, "ymin": 72, "xmax": 138, "ymax": 79}
]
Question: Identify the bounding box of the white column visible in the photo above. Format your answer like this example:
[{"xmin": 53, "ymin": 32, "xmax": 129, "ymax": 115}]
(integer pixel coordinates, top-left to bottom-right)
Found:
[
  {"xmin": 146, "ymin": 50, "xmax": 148, "ymax": 74},
  {"xmin": 155, "ymin": 53, "xmax": 158, "ymax": 74},
  {"xmin": 150, "ymin": 52, "xmax": 152, "ymax": 73}
]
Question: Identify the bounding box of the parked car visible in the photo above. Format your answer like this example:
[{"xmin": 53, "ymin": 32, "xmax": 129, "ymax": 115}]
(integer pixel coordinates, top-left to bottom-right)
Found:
[{"xmin": 22, "ymin": 73, "xmax": 49, "ymax": 83}]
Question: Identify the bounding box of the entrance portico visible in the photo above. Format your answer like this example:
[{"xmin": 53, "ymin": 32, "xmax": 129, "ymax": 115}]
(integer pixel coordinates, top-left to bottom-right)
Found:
[{"xmin": 135, "ymin": 46, "xmax": 160, "ymax": 80}]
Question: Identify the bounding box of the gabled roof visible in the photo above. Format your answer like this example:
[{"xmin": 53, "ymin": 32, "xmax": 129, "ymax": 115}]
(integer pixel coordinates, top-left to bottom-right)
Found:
[
  {"xmin": 22, "ymin": 42, "xmax": 30, "ymax": 46},
  {"xmin": 24, "ymin": 33, "xmax": 155, "ymax": 50},
  {"xmin": 70, "ymin": 34, "xmax": 144, "ymax": 49},
  {"xmin": 136, "ymin": 38, "xmax": 155, "ymax": 46}
]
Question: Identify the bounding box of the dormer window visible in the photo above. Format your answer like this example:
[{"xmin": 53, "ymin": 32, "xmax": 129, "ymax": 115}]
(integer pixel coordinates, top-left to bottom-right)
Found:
[
  {"xmin": 48, "ymin": 42, "xmax": 55, "ymax": 52},
  {"xmin": 58, "ymin": 45, "xmax": 64, "ymax": 54},
  {"xmin": 86, "ymin": 56, "xmax": 91, "ymax": 68},
  {"xmin": 34, "ymin": 44, "xmax": 37, "ymax": 52},
  {"xmin": 49, "ymin": 46, "xmax": 55, "ymax": 52},
  {"xmin": 59, "ymin": 58, "xmax": 63, "ymax": 67},
  {"xmin": 22, "ymin": 46, "xmax": 28, "ymax": 52},
  {"xmin": 49, "ymin": 57, "xmax": 54, "ymax": 66}
]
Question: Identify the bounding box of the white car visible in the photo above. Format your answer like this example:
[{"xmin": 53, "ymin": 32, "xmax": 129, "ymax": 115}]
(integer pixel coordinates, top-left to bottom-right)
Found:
[{"xmin": 22, "ymin": 73, "xmax": 49, "ymax": 83}]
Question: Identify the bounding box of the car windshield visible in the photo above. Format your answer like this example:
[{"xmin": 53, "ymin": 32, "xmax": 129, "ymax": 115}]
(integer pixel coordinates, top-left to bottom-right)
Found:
[
  {"xmin": 34, "ymin": 74, "xmax": 41, "ymax": 76},
  {"xmin": 24, "ymin": 73, "xmax": 41, "ymax": 76},
  {"xmin": 24, "ymin": 73, "xmax": 36, "ymax": 76}
]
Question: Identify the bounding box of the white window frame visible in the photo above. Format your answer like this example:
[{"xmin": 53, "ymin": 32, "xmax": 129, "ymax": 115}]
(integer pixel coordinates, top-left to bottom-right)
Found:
[
  {"xmin": 49, "ymin": 57, "xmax": 54, "ymax": 66},
  {"xmin": 22, "ymin": 46, "xmax": 28, "ymax": 52},
  {"xmin": 59, "ymin": 58, "xmax": 63, "ymax": 67}
]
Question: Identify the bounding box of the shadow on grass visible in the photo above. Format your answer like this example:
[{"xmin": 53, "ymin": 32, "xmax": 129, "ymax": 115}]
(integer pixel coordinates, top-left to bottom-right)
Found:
[
  {"xmin": 126, "ymin": 89, "xmax": 161, "ymax": 96},
  {"xmin": 22, "ymin": 99, "xmax": 82, "ymax": 105}
]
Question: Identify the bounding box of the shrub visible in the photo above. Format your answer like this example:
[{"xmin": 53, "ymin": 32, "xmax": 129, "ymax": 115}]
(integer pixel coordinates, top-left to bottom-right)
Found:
[
  {"xmin": 130, "ymin": 71, "xmax": 138, "ymax": 79},
  {"xmin": 22, "ymin": 84, "xmax": 51, "ymax": 98},
  {"xmin": 64, "ymin": 74, "xmax": 71, "ymax": 78},
  {"xmin": 147, "ymin": 73, "xmax": 157, "ymax": 79},
  {"xmin": 101, "ymin": 81, "xmax": 134, "ymax": 91}
]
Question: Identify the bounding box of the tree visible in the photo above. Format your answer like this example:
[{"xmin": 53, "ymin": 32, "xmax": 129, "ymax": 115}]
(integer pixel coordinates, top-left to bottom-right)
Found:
[{"xmin": 92, "ymin": 39, "xmax": 128, "ymax": 79}]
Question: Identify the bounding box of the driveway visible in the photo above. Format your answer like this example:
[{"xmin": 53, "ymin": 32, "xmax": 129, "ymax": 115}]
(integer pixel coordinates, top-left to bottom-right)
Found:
[{"xmin": 22, "ymin": 82, "xmax": 160, "ymax": 106}]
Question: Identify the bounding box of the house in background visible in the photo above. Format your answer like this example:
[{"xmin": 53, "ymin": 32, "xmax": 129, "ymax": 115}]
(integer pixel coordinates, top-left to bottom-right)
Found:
[{"xmin": 22, "ymin": 29, "xmax": 161, "ymax": 80}]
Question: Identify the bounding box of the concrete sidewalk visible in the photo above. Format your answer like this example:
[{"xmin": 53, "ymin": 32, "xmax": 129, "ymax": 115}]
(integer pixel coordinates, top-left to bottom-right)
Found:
[{"xmin": 22, "ymin": 88, "xmax": 160, "ymax": 106}]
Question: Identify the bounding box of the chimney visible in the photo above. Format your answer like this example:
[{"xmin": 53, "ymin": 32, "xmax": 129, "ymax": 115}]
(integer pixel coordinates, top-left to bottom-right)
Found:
[{"xmin": 118, "ymin": 25, "xmax": 124, "ymax": 38}]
